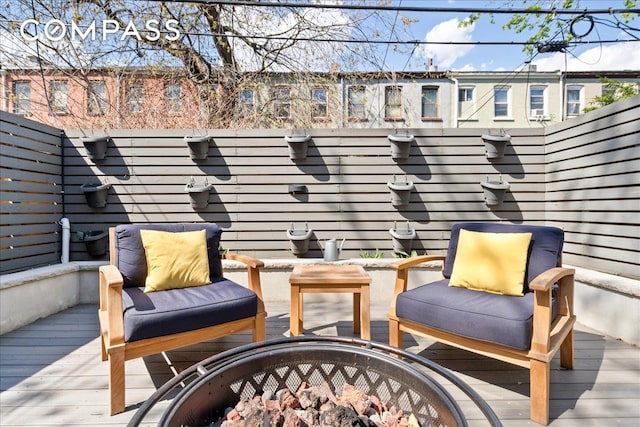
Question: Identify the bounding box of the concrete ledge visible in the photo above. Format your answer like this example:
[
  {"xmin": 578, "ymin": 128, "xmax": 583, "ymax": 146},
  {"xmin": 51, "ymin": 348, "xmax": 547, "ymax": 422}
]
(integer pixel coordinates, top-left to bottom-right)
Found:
[{"xmin": 2, "ymin": 260, "xmax": 638, "ymax": 346}]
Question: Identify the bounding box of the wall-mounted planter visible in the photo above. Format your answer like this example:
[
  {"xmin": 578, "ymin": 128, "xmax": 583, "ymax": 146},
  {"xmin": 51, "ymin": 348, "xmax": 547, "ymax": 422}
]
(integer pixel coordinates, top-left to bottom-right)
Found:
[
  {"xmin": 388, "ymin": 133, "xmax": 415, "ymax": 161},
  {"xmin": 286, "ymin": 223, "xmax": 313, "ymax": 256},
  {"xmin": 80, "ymin": 182, "xmax": 111, "ymax": 208},
  {"xmin": 481, "ymin": 133, "xmax": 511, "ymax": 159},
  {"xmin": 389, "ymin": 221, "xmax": 417, "ymax": 254},
  {"xmin": 285, "ymin": 134, "xmax": 312, "ymax": 160},
  {"xmin": 80, "ymin": 136, "xmax": 110, "ymax": 162},
  {"xmin": 481, "ymin": 175, "xmax": 510, "ymax": 206},
  {"xmin": 387, "ymin": 175, "xmax": 415, "ymax": 207},
  {"xmin": 185, "ymin": 177, "xmax": 213, "ymax": 209},
  {"xmin": 185, "ymin": 136, "xmax": 212, "ymax": 161},
  {"xmin": 78, "ymin": 230, "xmax": 108, "ymax": 257}
]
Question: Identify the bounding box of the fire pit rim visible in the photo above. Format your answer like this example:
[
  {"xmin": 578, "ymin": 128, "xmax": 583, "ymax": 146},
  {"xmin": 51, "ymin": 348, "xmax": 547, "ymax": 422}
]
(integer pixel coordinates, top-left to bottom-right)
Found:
[{"xmin": 128, "ymin": 336, "xmax": 502, "ymax": 427}]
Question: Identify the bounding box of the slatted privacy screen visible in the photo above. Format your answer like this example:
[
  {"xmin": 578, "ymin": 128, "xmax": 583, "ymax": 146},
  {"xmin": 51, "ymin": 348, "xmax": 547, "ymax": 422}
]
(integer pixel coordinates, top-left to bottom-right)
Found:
[
  {"xmin": 0, "ymin": 112, "xmax": 63, "ymax": 273},
  {"xmin": 61, "ymin": 127, "xmax": 548, "ymax": 261},
  {"xmin": 545, "ymin": 94, "xmax": 640, "ymax": 279}
]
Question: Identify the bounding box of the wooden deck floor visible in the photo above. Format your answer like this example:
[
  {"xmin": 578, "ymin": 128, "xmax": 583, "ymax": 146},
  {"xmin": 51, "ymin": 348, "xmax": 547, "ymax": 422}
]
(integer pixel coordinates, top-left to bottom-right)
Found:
[{"xmin": 1, "ymin": 302, "xmax": 639, "ymax": 426}]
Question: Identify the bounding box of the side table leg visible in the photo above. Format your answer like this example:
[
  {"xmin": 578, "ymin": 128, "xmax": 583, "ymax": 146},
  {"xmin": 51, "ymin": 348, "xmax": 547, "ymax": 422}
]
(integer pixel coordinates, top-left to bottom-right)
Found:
[
  {"xmin": 290, "ymin": 285, "xmax": 302, "ymax": 336},
  {"xmin": 361, "ymin": 285, "xmax": 370, "ymax": 340},
  {"xmin": 353, "ymin": 292, "xmax": 361, "ymax": 334}
]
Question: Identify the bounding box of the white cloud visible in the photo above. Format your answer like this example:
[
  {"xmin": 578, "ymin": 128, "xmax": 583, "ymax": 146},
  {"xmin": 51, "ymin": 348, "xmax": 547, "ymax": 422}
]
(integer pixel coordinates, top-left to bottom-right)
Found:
[
  {"xmin": 533, "ymin": 42, "xmax": 640, "ymax": 71},
  {"xmin": 418, "ymin": 18, "xmax": 475, "ymax": 69}
]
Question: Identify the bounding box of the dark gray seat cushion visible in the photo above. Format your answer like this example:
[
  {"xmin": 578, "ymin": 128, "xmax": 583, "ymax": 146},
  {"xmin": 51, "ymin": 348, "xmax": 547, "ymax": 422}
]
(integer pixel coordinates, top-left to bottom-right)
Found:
[
  {"xmin": 396, "ymin": 222, "xmax": 564, "ymax": 350},
  {"xmin": 114, "ymin": 223, "xmax": 223, "ymax": 288},
  {"xmin": 122, "ymin": 278, "xmax": 257, "ymax": 343}
]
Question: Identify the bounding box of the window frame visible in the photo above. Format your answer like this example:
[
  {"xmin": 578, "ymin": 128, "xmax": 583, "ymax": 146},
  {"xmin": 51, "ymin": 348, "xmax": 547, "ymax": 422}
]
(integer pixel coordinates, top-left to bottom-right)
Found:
[
  {"xmin": 384, "ymin": 85, "xmax": 403, "ymax": 121},
  {"xmin": 311, "ymin": 87, "xmax": 329, "ymax": 120},
  {"xmin": 493, "ymin": 86, "xmax": 511, "ymax": 119},
  {"xmin": 12, "ymin": 80, "xmax": 31, "ymax": 115},
  {"xmin": 127, "ymin": 82, "xmax": 145, "ymax": 114},
  {"xmin": 529, "ymin": 85, "xmax": 547, "ymax": 118},
  {"xmin": 165, "ymin": 83, "xmax": 182, "ymax": 115},
  {"xmin": 566, "ymin": 85, "xmax": 583, "ymax": 117},
  {"xmin": 49, "ymin": 80, "xmax": 69, "ymax": 115},
  {"xmin": 87, "ymin": 80, "xmax": 107, "ymax": 116},
  {"xmin": 421, "ymin": 85, "xmax": 440, "ymax": 120},
  {"xmin": 458, "ymin": 86, "xmax": 476, "ymax": 119},
  {"xmin": 274, "ymin": 86, "xmax": 292, "ymax": 119},
  {"xmin": 347, "ymin": 85, "xmax": 367, "ymax": 121}
]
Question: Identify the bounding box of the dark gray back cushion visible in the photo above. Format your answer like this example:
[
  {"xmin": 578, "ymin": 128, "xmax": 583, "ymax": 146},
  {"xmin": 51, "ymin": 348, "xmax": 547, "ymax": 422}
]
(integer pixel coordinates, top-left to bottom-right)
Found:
[
  {"xmin": 442, "ymin": 222, "xmax": 564, "ymax": 293},
  {"xmin": 114, "ymin": 223, "xmax": 223, "ymax": 288}
]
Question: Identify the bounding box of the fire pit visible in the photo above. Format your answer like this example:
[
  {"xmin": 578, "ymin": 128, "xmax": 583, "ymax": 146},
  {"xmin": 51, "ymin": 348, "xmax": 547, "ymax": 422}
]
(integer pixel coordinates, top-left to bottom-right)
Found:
[{"xmin": 128, "ymin": 337, "xmax": 501, "ymax": 427}]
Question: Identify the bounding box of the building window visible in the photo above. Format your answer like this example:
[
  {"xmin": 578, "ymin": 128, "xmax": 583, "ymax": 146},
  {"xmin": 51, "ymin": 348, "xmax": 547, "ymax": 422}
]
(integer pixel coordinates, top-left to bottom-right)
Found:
[
  {"xmin": 458, "ymin": 86, "xmax": 475, "ymax": 117},
  {"xmin": 127, "ymin": 83, "xmax": 144, "ymax": 113},
  {"xmin": 566, "ymin": 85, "xmax": 583, "ymax": 116},
  {"xmin": 421, "ymin": 86, "xmax": 439, "ymax": 118},
  {"xmin": 530, "ymin": 86, "xmax": 546, "ymax": 117},
  {"xmin": 87, "ymin": 80, "xmax": 107, "ymax": 115},
  {"xmin": 49, "ymin": 80, "xmax": 68, "ymax": 115},
  {"xmin": 238, "ymin": 88, "xmax": 256, "ymax": 115},
  {"xmin": 311, "ymin": 87, "xmax": 328, "ymax": 119},
  {"xmin": 12, "ymin": 81, "xmax": 30, "ymax": 115},
  {"xmin": 384, "ymin": 85, "xmax": 403, "ymax": 120},
  {"xmin": 494, "ymin": 86, "xmax": 510, "ymax": 118},
  {"xmin": 347, "ymin": 86, "xmax": 366, "ymax": 120},
  {"xmin": 274, "ymin": 86, "xmax": 291, "ymax": 119},
  {"xmin": 165, "ymin": 84, "xmax": 182, "ymax": 114}
]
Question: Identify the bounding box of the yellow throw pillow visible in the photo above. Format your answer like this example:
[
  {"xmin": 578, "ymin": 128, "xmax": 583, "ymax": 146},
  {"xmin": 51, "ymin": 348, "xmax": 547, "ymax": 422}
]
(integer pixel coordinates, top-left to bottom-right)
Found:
[
  {"xmin": 140, "ymin": 229, "xmax": 211, "ymax": 293},
  {"xmin": 449, "ymin": 229, "xmax": 532, "ymax": 296}
]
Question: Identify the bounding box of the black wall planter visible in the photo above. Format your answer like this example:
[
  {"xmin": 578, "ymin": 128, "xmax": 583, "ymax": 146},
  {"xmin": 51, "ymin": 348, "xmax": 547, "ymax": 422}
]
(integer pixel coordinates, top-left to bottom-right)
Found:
[
  {"xmin": 185, "ymin": 136, "xmax": 212, "ymax": 161},
  {"xmin": 481, "ymin": 134, "xmax": 511, "ymax": 159},
  {"xmin": 80, "ymin": 182, "xmax": 111, "ymax": 208},
  {"xmin": 389, "ymin": 221, "xmax": 417, "ymax": 254},
  {"xmin": 185, "ymin": 178, "xmax": 213, "ymax": 209},
  {"xmin": 285, "ymin": 134, "xmax": 311, "ymax": 160},
  {"xmin": 387, "ymin": 175, "xmax": 415, "ymax": 207},
  {"xmin": 286, "ymin": 223, "xmax": 313, "ymax": 256},
  {"xmin": 388, "ymin": 133, "xmax": 415, "ymax": 161},
  {"xmin": 78, "ymin": 230, "xmax": 108, "ymax": 257},
  {"xmin": 481, "ymin": 175, "xmax": 510, "ymax": 206},
  {"xmin": 80, "ymin": 136, "xmax": 110, "ymax": 162}
]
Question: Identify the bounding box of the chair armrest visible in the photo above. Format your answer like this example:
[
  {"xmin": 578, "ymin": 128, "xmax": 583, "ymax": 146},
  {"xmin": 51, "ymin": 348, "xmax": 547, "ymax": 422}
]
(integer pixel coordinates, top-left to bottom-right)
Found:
[
  {"xmin": 223, "ymin": 253, "xmax": 265, "ymax": 269},
  {"xmin": 392, "ymin": 255, "xmax": 446, "ymax": 271},
  {"xmin": 529, "ymin": 267, "xmax": 575, "ymax": 292},
  {"xmin": 98, "ymin": 265, "xmax": 125, "ymax": 348},
  {"xmin": 389, "ymin": 255, "xmax": 447, "ymax": 319},
  {"xmin": 222, "ymin": 253, "xmax": 265, "ymax": 312},
  {"xmin": 530, "ymin": 267, "xmax": 575, "ymax": 356}
]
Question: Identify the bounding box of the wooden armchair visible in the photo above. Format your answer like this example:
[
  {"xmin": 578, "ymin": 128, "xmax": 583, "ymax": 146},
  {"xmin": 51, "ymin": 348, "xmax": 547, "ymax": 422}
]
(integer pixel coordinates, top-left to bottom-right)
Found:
[
  {"xmin": 98, "ymin": 223, "xmax": 266, "ymax": 415},
  {"xmin": 388, "ymin": 223, "xmax": 575, "ymax": 425}
]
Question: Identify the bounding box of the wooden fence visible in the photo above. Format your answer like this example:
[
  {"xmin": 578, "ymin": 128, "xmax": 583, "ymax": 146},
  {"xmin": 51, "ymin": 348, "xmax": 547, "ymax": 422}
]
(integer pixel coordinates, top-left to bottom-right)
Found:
[
  {"xmin": 1, "ymin": 95, "xmax": 638, "ymax": 279},
  {"xmin": 0, "ymin": 111, "xmax": 63, "ymax": 273}
]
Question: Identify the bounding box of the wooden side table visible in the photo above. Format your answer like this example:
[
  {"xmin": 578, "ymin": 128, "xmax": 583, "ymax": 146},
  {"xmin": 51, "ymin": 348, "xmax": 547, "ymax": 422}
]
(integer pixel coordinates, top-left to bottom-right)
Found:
[{"xmin": 289, "ymin": 264, "xmax": 372, "ymax": 340}]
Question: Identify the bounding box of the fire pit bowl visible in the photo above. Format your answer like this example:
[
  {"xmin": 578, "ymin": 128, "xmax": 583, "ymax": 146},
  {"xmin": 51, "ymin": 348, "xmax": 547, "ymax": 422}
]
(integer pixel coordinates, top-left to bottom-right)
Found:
[{"xmin": 128, "ymin": 337, "xmax": 501, "ymax": 427}]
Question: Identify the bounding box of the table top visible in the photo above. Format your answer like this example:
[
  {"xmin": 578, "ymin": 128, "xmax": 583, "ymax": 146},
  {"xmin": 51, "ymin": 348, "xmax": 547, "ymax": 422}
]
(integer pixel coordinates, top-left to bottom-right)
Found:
[{"xmin": 289, "ymin": 264, "xmax": 371, "ymax": 284}]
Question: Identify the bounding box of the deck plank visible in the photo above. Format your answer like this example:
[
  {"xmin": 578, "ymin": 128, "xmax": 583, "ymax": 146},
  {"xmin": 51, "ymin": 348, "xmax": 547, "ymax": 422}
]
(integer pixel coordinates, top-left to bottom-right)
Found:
[{"xmin": 1, "ymin": 303, "xmax": 639, "ymax": 426}]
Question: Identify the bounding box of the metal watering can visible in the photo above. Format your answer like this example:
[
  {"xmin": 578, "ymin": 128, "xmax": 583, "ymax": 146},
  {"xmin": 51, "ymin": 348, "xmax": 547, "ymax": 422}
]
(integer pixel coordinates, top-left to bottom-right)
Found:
[{"xmin": 321, "ymin": 238, "xmax": 345, "ymax": 262}]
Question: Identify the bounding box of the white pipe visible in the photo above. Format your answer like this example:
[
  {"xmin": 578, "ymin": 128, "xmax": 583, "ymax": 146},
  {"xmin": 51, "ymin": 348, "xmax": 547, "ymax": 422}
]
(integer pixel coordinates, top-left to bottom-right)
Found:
[{"xmin": 60, "ymin": 217, "xmax": 70, "ymax": 263}]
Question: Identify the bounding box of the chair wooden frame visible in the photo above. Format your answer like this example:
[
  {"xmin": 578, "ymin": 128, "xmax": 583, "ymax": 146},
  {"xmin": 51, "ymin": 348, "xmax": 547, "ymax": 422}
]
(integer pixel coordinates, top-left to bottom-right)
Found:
[
  {"xmin": 388, "ymin": 255, "xmax": 576, "ymax": 425},
  {"xmin": 98, "ymin": 227, "xmax": 266, "ymax": 415}
]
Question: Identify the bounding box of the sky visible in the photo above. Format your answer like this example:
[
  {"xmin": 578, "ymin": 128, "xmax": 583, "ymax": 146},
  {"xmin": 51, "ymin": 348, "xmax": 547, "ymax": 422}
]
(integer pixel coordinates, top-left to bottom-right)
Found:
[{"xmin": 389, "ymin": 0, "xmax": 640, "ymax": 72}]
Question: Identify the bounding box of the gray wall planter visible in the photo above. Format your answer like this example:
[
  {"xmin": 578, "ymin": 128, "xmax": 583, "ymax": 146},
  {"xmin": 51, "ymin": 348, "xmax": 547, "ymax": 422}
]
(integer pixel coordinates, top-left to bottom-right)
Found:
[
  {"xmin": 77, "ymin": 230, "xmax": 108, "ymax": 257},
  {"xmin": 80, "ymin": 182, "xmax": 111, "ymax": 208},
  {"xmin": 482, "ymin": 133, "xmax": 511, "ymax": 159},
  {"xmin": 389, "ymin": 222, "xmax": 417, "ymax": 254},
  {"xmin": 80, "ymin": 136, "xmax": 110, "ymax": 162},
  {"xmin": 286, "ymin": 223, "xmax": 313, "ymax": 256},
  {"xmin": 481, "ymin": 175, "xmax": 510, "ymax": 206},
  {"xmin": 285, "ymin": 134, "xmax": 311, "ymax": 160},
  {"xmin": 185, "ymin": 177, "xmax": 213, "ymax": 209},
  {"xmin": 185, "ymin": 135, "xmax": 212, "ymax": 161},
  {"xmin": 387, "ymin": 175, "xmax": 415, "ymax": 207},
  {"xmin": 388, "ymin": 133, "xmax": 415, "ymax": 161}
]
